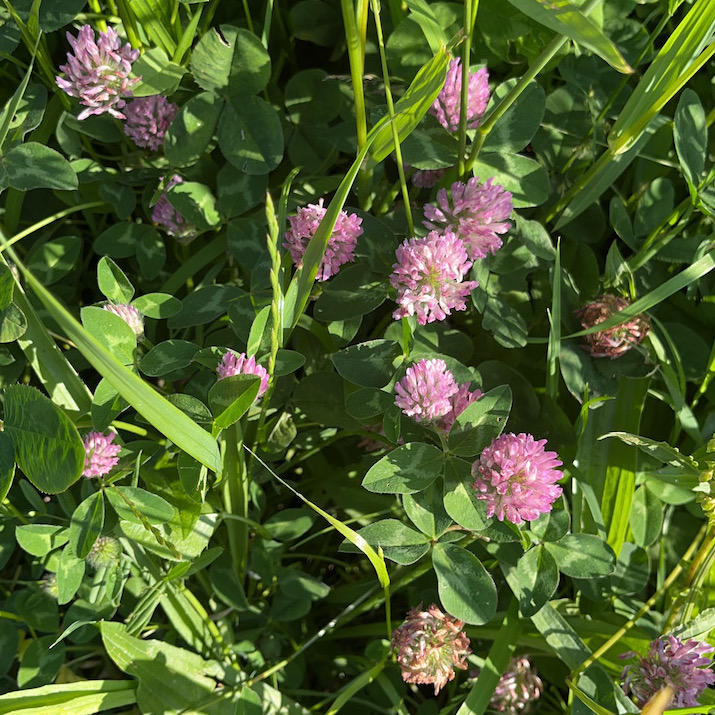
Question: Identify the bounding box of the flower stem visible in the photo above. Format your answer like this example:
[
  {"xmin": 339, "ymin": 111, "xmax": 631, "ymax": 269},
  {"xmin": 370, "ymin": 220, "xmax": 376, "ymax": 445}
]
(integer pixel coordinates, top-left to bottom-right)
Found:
[{"xmin": 222, "ymin": 422, "xmax": 249, "ymax": 581}]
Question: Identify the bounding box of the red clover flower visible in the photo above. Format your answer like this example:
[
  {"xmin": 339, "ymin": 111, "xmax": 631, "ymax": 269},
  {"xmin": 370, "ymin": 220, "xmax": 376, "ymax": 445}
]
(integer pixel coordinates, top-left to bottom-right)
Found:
[
  {"xmin": 576, "ymin": 294, "xmax": 650, "ymax": 358},
  {"xmin": 56, "ymin": 25, "xmax": 140, "ymax": 121},
  {"xmin": 151, "ymin": 175, "xmax": 197, "ymax": 243},
  {"xmin": 83, "ymin": 431, "xmax": 121, "ymax": 478},
  {"xmin": 620, "ymin": 635, "xmax": 715, "ymax": 708},
  {"xmin": 103, "ymin": 303, "xmax": 144, "ymax": 339},
  {"xmin": 392, "ymin": 603, "xmax": 471, "ymax": 694},
  {"xmin": 123, "ymin": 95, "xmax": 179, "ymax": 150},
  {"xmin": 412, "ymin": 168, "xmax": 448, "ymax": 189},
  {"xmin": 488, "ymin": 657, "xmax": 543, "ymax": 713},
  {"xmin": 217, "ymin": 351, "xmax": 269, "ymax": 398},
  {"xmin": 472, "ymin": 433, "xmax": 563, "ymax": 524},
  {"xmin": 283, "ymin": 199, "xmax": 363, "ymax": 281},
  {"xmin": 423, "ymin": 177, "xmax": 513, "ymax": 260},
  {"xmin": 429, "ymin": 57, "xmax": 489, "ymax": 132},
  {"xmin": 391, "ymin": 231, "xmax": 478, "ymax": 325}
]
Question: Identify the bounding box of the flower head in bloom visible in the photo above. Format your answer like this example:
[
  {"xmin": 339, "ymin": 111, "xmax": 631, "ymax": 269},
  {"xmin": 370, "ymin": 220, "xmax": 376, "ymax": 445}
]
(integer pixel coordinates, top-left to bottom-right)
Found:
[
  {"xmin": 391, "ymin": 231, "xmax": 478, "ymax": 325},
  {"xmin": 151, "ymin": 175, "xmax": 196, "ymax": 243},
  {"xmin": 412, "ymin": 167, "xmax": 448, "ymax": 189},
  {"xmin": 395, "ymin": 359, "xmax": 458, "ymax": 423},
  {"xmin": 283, "ymin": 199, "xmax": 363, "ymax": 281},
  {"xmin": 392, "ymin": 603, "xmax": 471, "ymax": 694},
  {"xmin": 620, "ymin": 635, "xmax": 715, "ymax": 708},
  {"xmin": 83, "ymin": 431, "xmax": 121, "ymax": 478},
  {"xmin": 576, "ymin": 294, "xmax": 650, "ymax": 359},
  {"xmin": 429, "ymin": 58, "xmax": 489, "ymax": 132},
  {"xmin": 424, "ymin": 177, "xmax": 513, "ymax": 260},
  {"xmin": 56, "ymin": 25, "xmax": 140, "ymax": 120},
  {"xmin": 103, "ymin": 303, "xmax": 144, "ymax": 339},
  {"xmin": 123, "ymin": 95, "xmax": 179, "ymax": 150},
  {"xmin": 488, "ymin": 657, "xmax": 543, "ymax": 713},
  {"xmin": 87, "ymin": 535, "xmax": 122, "ymax": 569},
  {"xmin": 472, "ymin": 433, "xmax": 563, "ymax": 524},
  {"xmin": 217, "ymin": 350, "xmax": 269, "ymax": 398}
]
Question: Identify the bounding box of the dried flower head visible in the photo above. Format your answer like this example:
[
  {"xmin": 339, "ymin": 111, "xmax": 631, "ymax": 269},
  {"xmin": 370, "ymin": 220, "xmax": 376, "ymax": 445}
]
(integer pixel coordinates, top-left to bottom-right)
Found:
[
  {"xmin": 216, "ymin": 350, "xmax": 269, "ymax": 397},
  {"xmin": 429, "ymin": 58, "xmax": 489, "ymax": 132},
  {"xmin": 472, "ymin": 433, "xmax": 563, "ymax": 524},
  {"xmin": 103, "ymin": 303, "xmax": 144, "ymax": 339},
  {"xmin": 83, "ymin": 431, "xmax": 121, "ymax": 478},
  {"xmin": 87, "ymin": 535, "xmax": 122, "ymax": 569},
  {"xmin": 577, "ymin": 294, "xmax": 650, "ymax": 358},
  {"xmin": 488, "ymin": 657, "xmax": 543, "ymax": 713},
  {"xmin": 391, "ymin": 231, "xmax": 478, "ymax": 325},
  {"xmin": 423, "ymin": 177, "xmax": 513, "ymax": 260},
  {"xmin": 123, "ymin": 95, "xmax": 179, "ymax": 150},
  {"xmin": 283, "ymin": 199, "xmax": 363, "ymax": 281},
  {"xmin": 412, "ymin": 167, "xmax": 448, "ymax": 189},
  {"xmin": 620, "ymin": 635, "xmax": 715, "ymax": 708},
  {"xmin": 392, "ymin": 603, "xmax": 471, "ymax": 694},
  {"xmin": 151, "ymin": 175, "xmax": 197, "ymax": 243},
  {"xmin": 56, "ymin": 25, "xmax": 140, "ymax": 120}
]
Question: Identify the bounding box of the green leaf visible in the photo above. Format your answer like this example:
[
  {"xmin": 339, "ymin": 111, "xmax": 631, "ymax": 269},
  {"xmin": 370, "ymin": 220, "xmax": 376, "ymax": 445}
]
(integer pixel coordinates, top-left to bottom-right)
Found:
[
  {"xmin": 139, "ymin": 340, "xmax": 199, "ymax": 377},
  {"xmin": 482, "ymin": 297, "xmax": 528, "ymax": 348},
  {"xmin": 514, "ymin": 545, "xmax": 559, "ymax": 617},
  {"xmin": 264, "ymin": 509, "xmax": 316, "ymax": 541},
  {"xmin": 190, "ymin": 25, "xmax": 271, "ymax": 97},
  {"xmin": 313, "ymin": 265, "xmax": 389, "ymax": 322},
  {"xmin": 94, "ymin": 223, "xmax": 160, "ymax": 259},
  {"xmin": 504, "ymin": 0, "xmax": 632, "ymax": 73},
  {"xmin": 218, "ymin": 95, "xmax": 284, "ymax": 175},
  {"xmin": 472, "ymin": 153, "xmax": 549, "ymax": 208},
  {"xmin": 0, "ymin": 302, "xmax": 26, "ymax": 342},
  {"xmin": 442, "ymin": 457, "xmax": 488, "ymax": 531},
  {"xmin": 545, "ymin": 534, "xmax": 616, "ymax": 578},
  {"xmin": 345, "ymin": 387, "xmax": 394, "ymax": 420},
  {"xmin": 26, "ymin": 236, "xmax": 81, "ymax": 286},
  {"xmin": 602, "ymin": 431, "xmax": 699, "ymax": 472},
  {"xmin": 131, "ymin": 293, "xmax": 182, "ymax": 319},
  {"xmin": 166, "ymin": 181, "xmax": 221, "ymax": 230},
  {"xmin": 15, "ymin": 524, "xmax": 68, "ymax": 557},
  {"xmin": 432, "ymin": 543, "xmax": 497, "ymax": 625},
  {"xmin": 2, "ymin": 142, "xmax": 77, "ymax": 191},
  {"xmin": 106, "ymin": 486, "xmax": 175, "ymax": 525},
  {"xmin": 339, "ymin": 519, "xmax": 430, "ymax": 565},
  {"xmin": 362, "ymin": 442, "xmax": 445, "ymax": 494},
  {"xmin": 164, "ymin": 92, "xmax": 222, "ymax": 167},
  {"xmin": 0, "ymin": 44, "xmax": 39, "ymax": 151},
  {"xmin": 611, "ymin": 543, "xmax": 649, "ymax": 596},
  {"xmin": 17, "ymin": 636, "xmax": 65, "ymax": 689},
  {"xmin": 80, "ymin": 306, "xmax": 137, "ymax": 367},
  {"xmin": 208, "ymin": 374, "xmax": 261, "ymax": 429},
  {"xmin": 331, "ymin": 340, "xmax": 401, "ymax": 388},
  {"xmin": 403, "ymin": 481, "xmax": 451, "ymax": 539},
  {"xmin": 4, "ymin": 385, "xmax": 84, "ymax": 494},
  {"xmin": 56, "ymin": 545, "xmax": 86, "ymax": 605},
  {"xmin": 131, "ymin": 47, "xmax": 186, "ymax": 97},
  {"xmin": 530, "ymin": 505, "xmax": 570, "ymax": 542},
  {"xmin": 69, "ymin": 491, "xmax": 105, "ymax": 559},
  {"xmin": 674, "ymin": 88, "xmax": 707, "ymax": 193},
  {"xmin": 448, "ymin": 385, "xmax": 512, "ymax": 457},
  {"xmin": 168, "ymin": 284, "xmax": 243, "ymax": 330},
  {"xmin": 629, "ymin": 485, "xmax": 663, "ymax": 548},
  {"xmin": 97, "ymin": 257, "xmax": 135, "ymax": 304},
  {"xmin": 0, "ymin": 431, "xmax": 14, "ymax": 502}
]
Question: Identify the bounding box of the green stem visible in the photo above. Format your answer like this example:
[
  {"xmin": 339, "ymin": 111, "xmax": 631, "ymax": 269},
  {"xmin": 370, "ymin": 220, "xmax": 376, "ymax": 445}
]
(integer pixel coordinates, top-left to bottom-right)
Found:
[
  {"xmin": 87, "ymin": 0, "xmax": 107, "ymax": 31},
  {"xmin": 222, "ymin": 422, "xmax": 249, "ymax": 581},
  {"xmin": 115, "ymin": 0, "xmax": 143, "ymax": 50},
  {"xmin": 457, "ymin": 0, "xmax": 472, "ymax": 176}
]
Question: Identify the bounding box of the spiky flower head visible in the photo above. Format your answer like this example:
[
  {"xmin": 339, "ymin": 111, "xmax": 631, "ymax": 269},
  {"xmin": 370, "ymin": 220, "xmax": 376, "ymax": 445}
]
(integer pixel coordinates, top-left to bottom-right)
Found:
[
  {"xmin": 56, "ymin": 25, "xmax": 140, "ymax": 121},
  {"xmin": 87, "ymin": 535, "xmax": 122, "ymax": 569},
  {"xmin": 391, "ymin": 231, "xmax": 478, "ymax": 325},
  {"xmin": 423, "ymin": 177, "xmax": 513, "ymax": 260},
  {"xmin": 620, "ymin": 635, "xmax": 715, "ymax": 708},
  {"xmin": 488, "ymin": 657, "xmax": 543, "ymax": 713},
  {"xmin": 40, "ymin": 572, "xmax": 58, "ymax": 600},
  {"xmin": 123, "ymin": 95, "xmax": 179, "ymax": 150},
  {"xmin": 151, "ymin": 175, "xmax": 197, "ymax": 243},
  {"xmin": 576, "ymin": 294, "xmax": 650, "ymax": 358},
  {"xmin": 83, "ymin": 431, "xmax": 121, "ymax": 478},
  {"xmin": 103, "ymin": 303, "xmax": 144, "ymax": 339},
  {"xmin": 392, "ymin": 603, "xmax": 471, "ymax": 694},
  {"xmin": 283, "ymin": 199, "xmax": 363, "ymax": 281},
  {"xmin": 429, "ymin": 57, "xmax": 489, "ymax": 132},
  {"xmin": 472, "ymin": 433, "xmax": 563, "ymax": 524},
  {"xmin": 395, "ymin": 359, "xmax": 458, "ymax": 423},
  {"xmin": 216, "ymin": 350, "xmax": 269, "ymax": 398},
  {"xmin": 412, "ymin": 167, "xmax": 448, "ymax": 189}
]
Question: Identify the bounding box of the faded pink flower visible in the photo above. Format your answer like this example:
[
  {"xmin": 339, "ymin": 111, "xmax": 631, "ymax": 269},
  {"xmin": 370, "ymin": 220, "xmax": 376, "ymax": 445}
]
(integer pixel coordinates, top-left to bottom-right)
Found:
[
  {"xmin": 412, "ymin": 168, "xmax": 448, "ymax": 189},
  {"xmin": 488, "ymin": 657, "xmax": 543, "ymax": 713},
  {"xmin": 151, "ymin": 175, "xmax": 196, "ymax": 243},
  {"xmin": 217, "ymin": 350, "xmax": 269, "ymax": 397},
  {"xmin": 424, "ymin": 177, "xmax": 513, "ymax": 260},
  {"xmin": 83, "ymin": 431, "xmax": 121, "ymax": 478},
  {"xmin": 429, "ymin": 58, "xmax": 489, "ymax": 132},
  {"xmin": 392, "ymin": 603, "xmax": 471, "ymax": 694},
  {"xmin": 56, "ymin": 25, "xmax": 140, "ymax": 120},
  {"xmin": 284, "ymin": 199, "xmax": 363, "ymax": 281},
  {"xmin": 103, "ymin": 303, "xmax": 144, "ymax": 339},
  {"xmin": 391, "ymin": 231, "xmax": 478, "ymax": 325},
  {"xmin": 577, "ymin": 294, "xmax": 650, "ymax": 359},
  {"xmin": 123, "ymin": 95, "xmax": 179, "ymax": 150},
  {"xmin": 435, "ymin": 382, "xmax": 483, "ymax": 434},
  {"xmin": 395, "ymin": 359, "xmax": 458, "ymax": 423},
  {"xmin": 620, "ymin": 636, "xmax": 715, "ymax": 709},
  {"xmin": 472, "ymin": 433, "xmax": 563, "ymax": 524}
]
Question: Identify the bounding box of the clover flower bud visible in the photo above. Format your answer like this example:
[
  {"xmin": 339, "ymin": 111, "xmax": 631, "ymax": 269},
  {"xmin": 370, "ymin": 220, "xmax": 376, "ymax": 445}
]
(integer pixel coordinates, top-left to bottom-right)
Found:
[
  {"xmin": 40, "ymin": 573, "xmax": 59, "ymax": 600},
  {"xmin": 151, "ymin": 175, "xmax": 197, "ymax": 243},
  {"xmin": 83, "ymin": 431, "xmax": 121, "ymax": 478},
  {"xmin": 123, "ymin": 95, "xmax": 179, "ymax": 150},
  {"xmin": 56, "ymin": 25, "xmax": 140, "ymax": 120},
  {"xmin": 87, "ymin": 535, "xmax": 122, "ymax": 569},
  {"xmin": 103, "ymin": 303, "xmax": 144, "ymax": 339},
  {"xmin": 429, "ymin": 58, "xmax": 489, "ymax": 132},
  {"xmin": 216, "ymin": 351, "xmax": 269, "ymax": 397}
]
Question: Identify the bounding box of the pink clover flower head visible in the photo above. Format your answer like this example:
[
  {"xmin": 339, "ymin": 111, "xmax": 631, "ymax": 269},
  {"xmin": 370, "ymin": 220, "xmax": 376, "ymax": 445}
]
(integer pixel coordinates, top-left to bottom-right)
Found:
[
  {"xmin": 394, "ymin": 359, "xmax": 458, "ymax": 423},
  {"xmin": 429, "ymin": 57, "xmax": 489, "ymax": 132},
  {"xmin": 151, "ymin": 175, "xmax": 196, "ymax": 243},
  {"xmin": 576, "ymin": 294, "xmax": 650, "ymax": 359},
  {"xmin": 83, "ymin": 431, "xmax": 121, "ymax": 478},
  {"xmin": 216, "ymin": 350, "xmax": 269, "ymax": 398},
  {"xmin": 412, "ymin": 167, "xmax": 448, "ymax": 189},
  {"xmin": 123, "ymin": 95, "xmax": 179, "ymax": 150},
  {"xmin": 435, "ymin": 382, "xmax": 483, "ymax": 434},
  {"xmin": 391, "ymin": 231, "xmax": 478, "ymax": 325},
  {"xmin": 620, "ymin": 635, "xmax": 715, "ymax": 708},
  {"xmin": 103, "ymin": 303, "xmax": 144, "ymax": 339},
  {"xmin": 488, "ymin": 657, "xmax": 543, "ymax": 713},
  {"xmin": 283, "ymin": 199, "xmax": 363, "ymax": 281},
  {"xmin": 392, "ymin": 602, "xmax": 471, "ymax": 695},
  {"xmin": 472, "ymin": 433, "xmax": 563, "ymax": 524},
  {"xmin": 56, "ymin": 25, "xmax": 140, "ymax": 121},
  {"xmin": 424, "ymin": 177, "xmax": 513, "ymax": 260}
]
